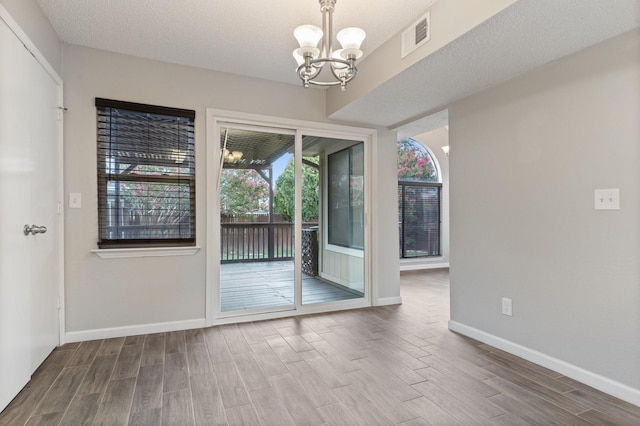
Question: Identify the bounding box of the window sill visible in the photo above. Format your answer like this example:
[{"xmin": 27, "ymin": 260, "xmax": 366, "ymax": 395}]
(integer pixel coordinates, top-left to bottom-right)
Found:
[
  {"xmin": 91, "ymin": 246, "xmax": 201, "ymax": 259},
  {"xmin": 400, "ymin": 256, "xmax": 444, "ymax": 263},
  {"xmin": 400, "ymin": 257, "xmax": 449, "ymax": 272}
]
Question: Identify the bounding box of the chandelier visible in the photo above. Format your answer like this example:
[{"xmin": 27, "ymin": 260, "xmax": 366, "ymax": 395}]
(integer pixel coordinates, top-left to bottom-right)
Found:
[
  {"xmin": 223, "ymin": 149, "xmax": 243, "ymax": 164},
  {"xmin": 293, "ymin": 0, "xmax": 366, "ymax": 90}
]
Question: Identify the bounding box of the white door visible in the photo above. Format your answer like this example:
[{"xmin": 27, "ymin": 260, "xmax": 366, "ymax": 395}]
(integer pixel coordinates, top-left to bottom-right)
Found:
[{"xmin": 0, "ymin": 14, "xmax": 61, "ymax": 411}]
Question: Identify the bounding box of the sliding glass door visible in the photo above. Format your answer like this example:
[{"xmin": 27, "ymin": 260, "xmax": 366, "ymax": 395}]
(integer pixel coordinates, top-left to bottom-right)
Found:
[
  {"xmin": 218, "ymin": 125, "xmax": 296, "ymax": 314},
  {"xmin": 213, "ymin": 118, "xmax": 368, "ymax": 318}
]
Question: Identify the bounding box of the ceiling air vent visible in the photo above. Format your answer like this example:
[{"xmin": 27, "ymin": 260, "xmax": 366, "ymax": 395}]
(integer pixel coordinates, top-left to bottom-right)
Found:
[{"xmin": 401, "ymin": 11, "xmax": 431, "ymax": 59}]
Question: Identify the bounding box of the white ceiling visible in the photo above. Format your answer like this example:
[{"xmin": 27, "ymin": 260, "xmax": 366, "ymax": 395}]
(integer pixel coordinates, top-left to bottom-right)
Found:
[
  {"xmin": 332, "ymin": 0, "xmax": 640, "ymax": 131},
  {"xmin": 37, "ymin": 0, "xmax": 436, "ymax": 86},
  {"xmin": 37, "ymin": 0, "xmax": 640, "ymax": 135}
]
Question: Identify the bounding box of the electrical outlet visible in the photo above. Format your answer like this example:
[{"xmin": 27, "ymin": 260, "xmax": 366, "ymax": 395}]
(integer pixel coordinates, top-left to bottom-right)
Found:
[{"xmin": 502, "ymin": 297, "xmax": 513, "ymax": 316}]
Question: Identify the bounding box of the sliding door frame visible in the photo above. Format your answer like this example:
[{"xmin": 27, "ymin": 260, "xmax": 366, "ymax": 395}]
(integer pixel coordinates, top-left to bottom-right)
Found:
[{"xmin": 205, "ymin": 109, "xmax": 375, "ymax": 326}]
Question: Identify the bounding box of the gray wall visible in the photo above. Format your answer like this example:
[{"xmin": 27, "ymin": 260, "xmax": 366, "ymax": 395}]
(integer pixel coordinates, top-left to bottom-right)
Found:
[
  {"xmin": 0, "ymin": 0, "xmax": 61, "ymax": 74},
  {"xmin": 63, "ymin": 44, "xmax": 400, "ymax": 334},
  {"xmin": 449, "ymin": 29, "xmax": 640, "ymax": 391}
]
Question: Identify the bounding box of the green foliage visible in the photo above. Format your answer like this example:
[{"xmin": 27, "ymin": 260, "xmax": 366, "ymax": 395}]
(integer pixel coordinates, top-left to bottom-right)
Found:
[
  {"xmin": 115, "ymin": 165, "xmax": 192, "ymax": 226},
  {"xmin": 220, "ymin": 169, "xmax": 270, "ymax": 215},
  {"xmin": 273, "ymin": 157, "xmax": 319, "ymax": 222},
  {"xmin": 397, "ymin": 139, "xmax": 438, "ymax": 182},
  {"xmin": 118, "ymin": 181, "xmax": 190, "ymax": 225}
]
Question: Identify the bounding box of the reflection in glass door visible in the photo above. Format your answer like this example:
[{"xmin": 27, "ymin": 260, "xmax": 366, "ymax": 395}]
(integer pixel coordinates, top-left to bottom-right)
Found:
[
  {"xmin": 219, "ymin": 125, "xmax": 296, "ymax": 313},
  {"xmin": 301, "ymin": 136, "xmax": 365, "ymax": 305}
]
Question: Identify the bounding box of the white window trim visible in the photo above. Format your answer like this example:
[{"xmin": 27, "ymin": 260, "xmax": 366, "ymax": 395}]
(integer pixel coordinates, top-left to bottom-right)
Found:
[{"xmin": 92, "ymin": 246, "xmax": 200, "ymax": 259}]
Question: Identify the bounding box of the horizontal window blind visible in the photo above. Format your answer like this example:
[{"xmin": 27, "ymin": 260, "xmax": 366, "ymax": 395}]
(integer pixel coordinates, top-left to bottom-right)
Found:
[
  {"xmin": 96, "ymin": 98, "xmax": 196, "ymax": 248},
  {"xmin": 398, "ymin": 182, "xmax": 441, "ymax": 258}
]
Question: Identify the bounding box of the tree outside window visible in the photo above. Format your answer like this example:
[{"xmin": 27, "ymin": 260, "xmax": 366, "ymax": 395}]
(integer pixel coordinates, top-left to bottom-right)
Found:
[{"xmin": 397, "ymin": 138, "xmax": 438, "ymax": 182}]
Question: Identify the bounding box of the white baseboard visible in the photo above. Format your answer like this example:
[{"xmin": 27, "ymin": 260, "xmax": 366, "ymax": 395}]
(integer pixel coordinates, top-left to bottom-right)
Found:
[
  {"xmin": 448, "ymin": 321, "xmax": 640, "ymax": 407},
  {"xmin": 374, "ymin": 296, "xmax": 402, "ymax": 306},
  {"xmin": 65, "ymin": 319, "xmax": 206, "ymax": 343},
  {"xmin": 399, "ymin": 256, "xmax": 449, "ymax": 272},
  {"xmin": 400, "ymin": 262, "xmax": 449, "ymax": 271}
]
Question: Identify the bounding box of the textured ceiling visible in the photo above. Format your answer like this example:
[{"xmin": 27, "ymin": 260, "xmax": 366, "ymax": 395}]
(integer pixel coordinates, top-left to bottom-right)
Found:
[
  {"xmin": 338, "ymin": 0, "xmax": 640, "ymax": 131},
  {"xmin": 37, "ymin": 0, "xmax": 436, "ymax": 86},
  {"xmin": 36, "ymin": 0, "xmax": 640, "ymax": 137}
]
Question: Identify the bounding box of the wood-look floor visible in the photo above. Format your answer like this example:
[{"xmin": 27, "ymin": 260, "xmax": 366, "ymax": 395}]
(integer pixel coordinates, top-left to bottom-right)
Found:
[{"xmin": 2, "ymin": 269, "xmax": 640, "ymax": 425}]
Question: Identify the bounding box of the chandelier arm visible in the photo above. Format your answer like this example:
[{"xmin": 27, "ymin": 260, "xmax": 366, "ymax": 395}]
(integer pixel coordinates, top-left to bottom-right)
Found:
[
  {"xmin": 304, "ymin": 79, "xmax": 343, "ymax": 87},
  {"xmin": 296, "ymin": 61, "xmax": 323, "ymax": 80},
  {"xmin": 329, "ymin": 63, "xmax": 357, "ymax": 83},
  {"xmin": 297, "ymin": 56, "xmax": 358, "ymax": 87}
]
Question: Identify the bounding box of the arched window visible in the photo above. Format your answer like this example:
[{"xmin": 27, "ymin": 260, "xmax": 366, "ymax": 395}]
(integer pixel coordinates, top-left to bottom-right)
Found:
[
  {"xmin": 397, "ymin": 138, "xmax": 439, "ymax": 183},
  {"xmin": 397, "ymin": 139, "xmax": 441, "ymax": 258}
]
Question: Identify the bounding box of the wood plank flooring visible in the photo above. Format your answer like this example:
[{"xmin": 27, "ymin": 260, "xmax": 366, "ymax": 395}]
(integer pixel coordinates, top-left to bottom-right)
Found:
[
  {"xmin": 221, "ymin": 261, "xmax": 362, "ymax": 312},
  {"xmin": 2, "ymin": 269, "xmax": 640, "ymax": 425}
]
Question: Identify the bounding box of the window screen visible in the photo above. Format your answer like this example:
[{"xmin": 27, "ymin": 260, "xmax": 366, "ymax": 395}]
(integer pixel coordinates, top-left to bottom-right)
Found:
[{"xmin": 96, "ymin": 98, "xmax": 195, "ymax": 248}]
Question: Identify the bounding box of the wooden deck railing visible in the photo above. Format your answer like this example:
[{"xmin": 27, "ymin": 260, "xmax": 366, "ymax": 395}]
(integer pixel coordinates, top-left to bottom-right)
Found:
[{"xmin": 221, "ymin": 222, "xmax": 291, "ymax": 263}]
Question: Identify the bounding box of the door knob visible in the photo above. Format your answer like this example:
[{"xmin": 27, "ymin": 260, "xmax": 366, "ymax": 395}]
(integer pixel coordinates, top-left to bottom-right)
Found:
[{"xmin": 23, "ymin": 224, "xmax": 47, "ymax": 235}]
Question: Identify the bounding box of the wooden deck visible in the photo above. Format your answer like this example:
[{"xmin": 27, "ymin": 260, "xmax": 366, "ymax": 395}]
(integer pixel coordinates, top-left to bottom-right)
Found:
[{"xmin": 220, "ymin": 261, "xmax": 363, "ymax": 312}]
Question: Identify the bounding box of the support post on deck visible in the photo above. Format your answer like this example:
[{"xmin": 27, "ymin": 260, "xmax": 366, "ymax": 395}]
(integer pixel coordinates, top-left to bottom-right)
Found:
[{"xmin": 268, "ymin": 166, "xmax": 275, "ymax": 260}]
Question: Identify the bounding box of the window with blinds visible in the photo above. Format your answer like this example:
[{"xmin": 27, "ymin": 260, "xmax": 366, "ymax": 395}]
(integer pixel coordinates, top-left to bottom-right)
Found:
[
  {"xmin": 398, "ymin": 182, "xmax": 441, "ymax": 258},
  {"xmin": 96, "ymin": 98, "xmax": 196, "ymax": 248}
]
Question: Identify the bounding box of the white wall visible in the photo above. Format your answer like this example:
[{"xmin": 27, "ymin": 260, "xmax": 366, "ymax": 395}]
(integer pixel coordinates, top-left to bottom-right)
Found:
[
  {"xmin": 403, "ymin": 127, "xmax": 450, "ymax": 270},
  {"xmin": 0, "ymin": 0, "xmax": 61, "ymax": 74},
  {"xmin": 63, "ymin": 44, "xmax": 400, "ymax": 337},
  {"xmin": 449, "ymin": 29, "xmax": 640, "ymax": 402}
]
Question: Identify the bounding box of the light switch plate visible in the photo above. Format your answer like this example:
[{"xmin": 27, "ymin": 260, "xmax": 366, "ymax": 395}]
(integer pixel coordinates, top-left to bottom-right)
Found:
[
  {"xmin": 69, "ymin": 192, "xmax": 82, "ymax": 209},
  {"xmin": 594, "ymin": 189, "xmax": 620, "ymax": 210}
]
